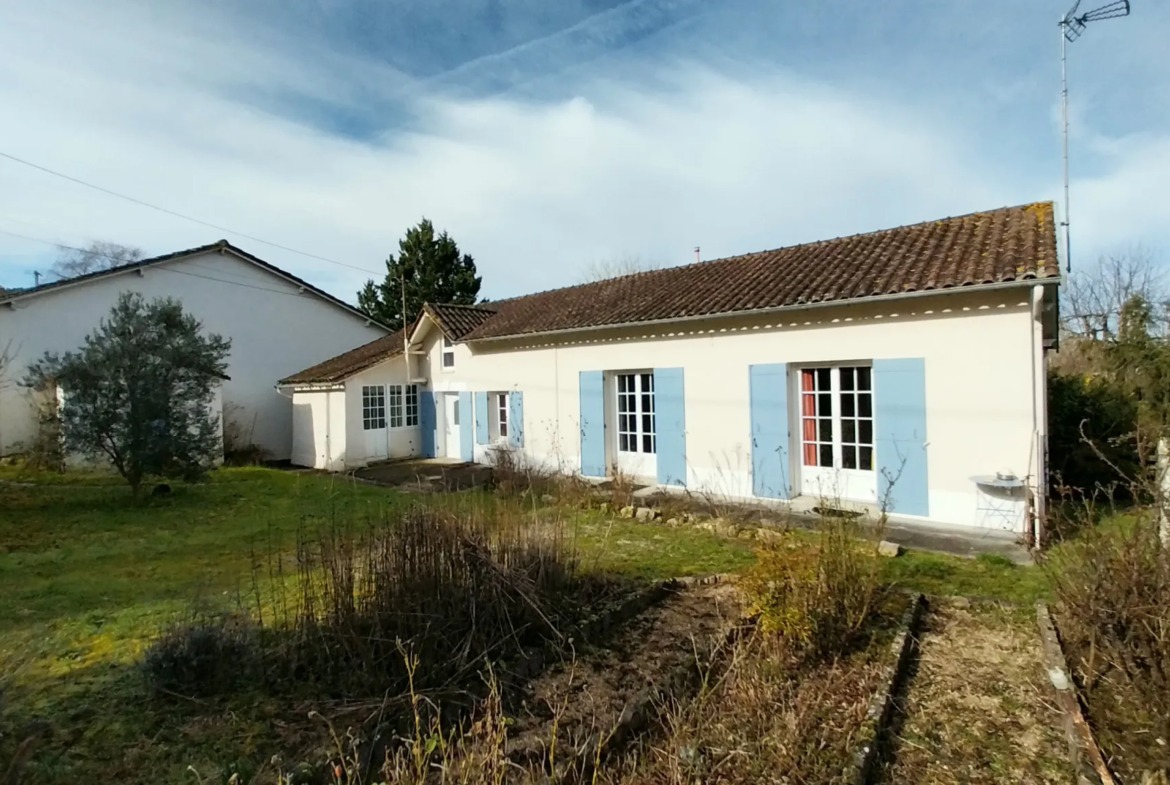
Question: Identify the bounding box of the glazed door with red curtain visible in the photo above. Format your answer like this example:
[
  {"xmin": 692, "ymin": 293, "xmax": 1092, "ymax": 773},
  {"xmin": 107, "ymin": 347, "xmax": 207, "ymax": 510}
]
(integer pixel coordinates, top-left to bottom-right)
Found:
[{"xmin": 798, "ymin": 366, "xmax": 878, "ymax": 504}]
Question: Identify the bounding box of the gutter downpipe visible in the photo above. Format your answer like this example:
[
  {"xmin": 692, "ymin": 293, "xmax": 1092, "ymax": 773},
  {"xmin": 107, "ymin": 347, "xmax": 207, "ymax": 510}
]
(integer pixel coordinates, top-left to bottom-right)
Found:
[
  {"xmin": 1030, "ymin": 285, "xmax": 1047, "ymax": 548},
  {"xmin": 465, "ymin": 278, "xmax": 1061, "ymax": 346}
]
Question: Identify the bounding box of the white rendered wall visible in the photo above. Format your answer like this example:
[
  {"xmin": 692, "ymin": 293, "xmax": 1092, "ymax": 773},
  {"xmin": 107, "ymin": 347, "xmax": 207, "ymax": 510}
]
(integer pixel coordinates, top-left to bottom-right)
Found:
[
  {"xmin": 342, "ymin": 358, "xmax": 422, "ymax": 468},
  {"xmin": 0, "ymin": 249, "xmax": 384, "ymax": 460},
  {"xmin": 418, "ymin": 288, "xmax": 1045, "ymax": 533}
]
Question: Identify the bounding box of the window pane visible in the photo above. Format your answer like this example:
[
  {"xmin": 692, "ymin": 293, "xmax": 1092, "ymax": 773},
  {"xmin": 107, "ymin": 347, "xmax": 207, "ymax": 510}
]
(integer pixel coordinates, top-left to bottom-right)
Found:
[
  {"xmin": 859, "ymin": 420, "xmax": 873, "ymax": 446},
  {"xmin": 860, "ymin": 446, "xmax": 873, "ymax": 471},
  {"xmin": 842, "ymin": 446, "xmax": 857, "ymax": 469},
  {"xmin": 817, "ymin": 368, "xmax": 830, "ymax": 389},
  {"xmin": 443, "ymin": 353, "xmax": 454, "ymax": 367},
  {"xmin": 643, "ymin": 433, "xmax": 654, "ymax": 453},
  {"xmin": 841, "ymin": 395, "xmax": 855, "ymax": 417},
  {"xmin": 802, "ymin": 369, "xmax": 815, "ymax": 392},
  {"xmin": 818, "ymin": 418, "xmax": 832, "ymax": 442},
  {"xmin": 802, "ymin": 392, "xmax": 816, "ymax": 416},
  {"xmin": 819, "ymin": 444, "xmax": 834, "ymax": 467},
  {"xmin": 857, "ymin": 367, "xmax": 872, "ymax": 391},
  {"xmin": 803, "ymin": 443, "xmax": 817, "ymax": 466},
  {"xmin": 802, "ymin": 418, "xmax": 816, "ymax": 442},
  {"xmin": 620, "ymin": 434, "xmax": 629, "ymax": 452},
  {"xmin": 642, "ymin": 393, "xmax": 651, "ymax": 413},
  {"xmin": 643, "ymin": 413, "xmax": 652, "ymax": 434},
  {"xmin": 618, "ymin": 395, "xmax": 627, "ymax": 413},
  {"xmin": 840, "ymin": 368, "xmax": 854, "ymax": 391},
  {"xmin": 842, "ymin": 420, "xmax": 856, "ymax": 443},
  {"xmin": 618, "ymin": 375, "xmax": 627, "ymax": 393},
  {"xmin": 818, "ymin": 393, "xmax": 832, "ymax": 415},
  {"xmin": 619, "ymin": 414, "xmax": 628, "ymax": 432},
  {"xmin": 642, "ymin": 373, "xmax": 653, "ymax": 391},
  {"xmin": 859, "ymin": 394, "xmax": 872, "ymax": 418}
]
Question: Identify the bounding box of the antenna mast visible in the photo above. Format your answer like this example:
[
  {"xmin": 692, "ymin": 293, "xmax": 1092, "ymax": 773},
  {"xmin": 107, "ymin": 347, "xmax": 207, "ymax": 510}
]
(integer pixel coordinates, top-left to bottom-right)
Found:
[{"xmin": 1058, "ymin": 0, "xmax": 1131, "ymax": 273}]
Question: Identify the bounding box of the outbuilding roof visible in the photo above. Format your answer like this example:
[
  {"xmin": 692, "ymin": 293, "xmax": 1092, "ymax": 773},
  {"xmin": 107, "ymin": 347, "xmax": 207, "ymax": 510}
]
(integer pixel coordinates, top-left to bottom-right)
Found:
[{"xmin": 279, "ymin": 324, "xmax": 413, "ymax": 385}]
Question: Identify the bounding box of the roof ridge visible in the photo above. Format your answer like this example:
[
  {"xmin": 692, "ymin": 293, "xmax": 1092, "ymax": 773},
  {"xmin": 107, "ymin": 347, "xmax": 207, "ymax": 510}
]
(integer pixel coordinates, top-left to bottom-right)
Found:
[{"xmin": 427, "ymin": 301, "xmax": 498, "ymax": 312}]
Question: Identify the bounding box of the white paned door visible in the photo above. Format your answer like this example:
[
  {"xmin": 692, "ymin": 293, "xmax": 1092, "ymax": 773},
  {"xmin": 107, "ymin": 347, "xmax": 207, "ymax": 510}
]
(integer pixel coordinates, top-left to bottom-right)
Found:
[
  {"xmin": 362, "ymin": 385, "xmax": 389, "ymax": 462},
  {"xmin": 614, "ymin": 372, "xmax": 657, "ymax": 479},
  {"xmin": 444, "ymin": 393, "xmax": 461, "ymax": 459},
  {"xmin": 798, "ymin": 366, "xmax": 878, "ymax": 504}
]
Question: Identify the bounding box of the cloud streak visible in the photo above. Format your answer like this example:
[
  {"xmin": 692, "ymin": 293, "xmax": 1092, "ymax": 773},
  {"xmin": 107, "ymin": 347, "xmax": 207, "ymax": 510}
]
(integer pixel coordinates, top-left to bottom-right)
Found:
[{"xmin": 0, "ymin": 0, "xmax": 1165, "ymax": 300}]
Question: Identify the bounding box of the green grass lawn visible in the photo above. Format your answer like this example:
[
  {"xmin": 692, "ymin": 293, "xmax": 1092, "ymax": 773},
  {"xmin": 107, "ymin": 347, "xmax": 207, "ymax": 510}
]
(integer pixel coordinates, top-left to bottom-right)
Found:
[{"xmin": 0, "ymin": 465, "xmax": 1059, "ymax": 783}]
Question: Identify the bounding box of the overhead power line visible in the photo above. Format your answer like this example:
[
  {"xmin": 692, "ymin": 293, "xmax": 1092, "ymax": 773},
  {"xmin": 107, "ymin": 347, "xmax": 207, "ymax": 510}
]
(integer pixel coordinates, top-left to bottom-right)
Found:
[{"xmin": 0, "ymin": 150, "xmax": 381, "ymax": 275}]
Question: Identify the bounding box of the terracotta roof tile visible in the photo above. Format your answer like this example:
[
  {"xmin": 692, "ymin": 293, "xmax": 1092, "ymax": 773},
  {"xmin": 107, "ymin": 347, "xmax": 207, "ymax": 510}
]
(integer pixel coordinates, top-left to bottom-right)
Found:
[
  {"xmin": 462, "ymin": 203, "xmax": 1058, "ymax": 341},
  {"xmin": 279, "ymin": 324, "xmax": 412, "ymax": 385},
  {"xmin": 424, "ymin": 303, "xmax": 498, "ymax": 340}
]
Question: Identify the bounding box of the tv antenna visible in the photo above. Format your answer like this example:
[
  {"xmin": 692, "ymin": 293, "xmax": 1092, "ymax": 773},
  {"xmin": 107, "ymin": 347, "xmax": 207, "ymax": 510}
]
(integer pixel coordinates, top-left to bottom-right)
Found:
[{"xmin": 1059, "ymin": 0, "xmax": 1130, "ymax": 273}]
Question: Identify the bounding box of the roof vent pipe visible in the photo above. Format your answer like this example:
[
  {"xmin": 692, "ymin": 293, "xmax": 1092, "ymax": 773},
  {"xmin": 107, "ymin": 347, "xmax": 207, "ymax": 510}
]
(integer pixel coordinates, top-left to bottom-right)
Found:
[{"xmin": 694, "ymin": 246, "xmax": 700, "ymax": 264}]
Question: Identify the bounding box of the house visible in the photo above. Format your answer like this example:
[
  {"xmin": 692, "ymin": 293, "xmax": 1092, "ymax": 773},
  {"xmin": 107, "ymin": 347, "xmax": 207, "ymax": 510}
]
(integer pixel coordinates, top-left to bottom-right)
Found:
[
  {"xmin": 283, "ymin": 203, "xmax": 1060, "ymax": 539},
  {"xmin": 0, "ymin": 241, "xmax": 387, "ymax": 460}
]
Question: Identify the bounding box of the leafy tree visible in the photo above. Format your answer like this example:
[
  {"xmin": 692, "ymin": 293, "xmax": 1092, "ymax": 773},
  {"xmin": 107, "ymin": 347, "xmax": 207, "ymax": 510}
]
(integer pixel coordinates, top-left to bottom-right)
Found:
[
  {"xmin": 51, "ymin": 241, "xmax": 144, "ymax": 281},
  {"xmin": 358, "ymin": 219, "xmax": 481, "ymax": 330},
  {"xmin": 23, "ymin": 293, "xmax": 231, "ymax": 495}
]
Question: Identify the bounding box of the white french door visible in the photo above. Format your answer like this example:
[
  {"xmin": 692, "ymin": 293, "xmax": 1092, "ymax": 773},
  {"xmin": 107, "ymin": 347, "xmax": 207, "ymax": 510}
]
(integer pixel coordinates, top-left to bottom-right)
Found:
[
  {"xmin": 799, "ymin": 366, "xmax": 877, "ymax": 503},
  {"xmin": 614, "ymin": 372, "xmax": 656, "ymax": 479},
  {"xmin": 362, "ymin": 385, "xmax": 389, "ymax": 461}
]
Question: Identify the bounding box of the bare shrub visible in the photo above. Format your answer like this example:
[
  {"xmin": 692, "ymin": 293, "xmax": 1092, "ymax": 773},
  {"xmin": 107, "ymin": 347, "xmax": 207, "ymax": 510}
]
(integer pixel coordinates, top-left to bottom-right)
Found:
[
  {"xmin": 19, "ymin": 393, "xmax": 64, "ymax": 472},
  {"xmin": 142, "ymin": 613, "xmax": 257, "ymax": 696},
  {"xmin": 145, "ymin": 503, "xmax": 618, "ymax": 703},
  {"xmin": 1048, "ymin": 514, "xmax": 1170, "ymax": 780},
  {"xmin": 739, "ymin": 510, "xmax": 885, "ymax": 659},
  {"xmin": 221, "ymin": 402, "xmax": 269, "ymax": 466},
  {"xmin": 487, "ymin": 443, "xmax": 555, "ymax": 499}
]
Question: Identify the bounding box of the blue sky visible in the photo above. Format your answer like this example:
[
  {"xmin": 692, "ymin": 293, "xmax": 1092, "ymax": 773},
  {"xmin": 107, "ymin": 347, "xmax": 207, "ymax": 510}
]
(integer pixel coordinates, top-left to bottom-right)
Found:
[{"xmin": 0, "ymin": 0, "xmax": 1166, "ymax": 301}]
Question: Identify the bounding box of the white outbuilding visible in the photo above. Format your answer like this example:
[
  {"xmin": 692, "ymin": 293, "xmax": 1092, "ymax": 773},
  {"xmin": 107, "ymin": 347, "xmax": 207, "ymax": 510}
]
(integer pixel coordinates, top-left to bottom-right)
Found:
[{"xmin": 0, "ymin": 241, "xmax": 387, "ymax": 461}]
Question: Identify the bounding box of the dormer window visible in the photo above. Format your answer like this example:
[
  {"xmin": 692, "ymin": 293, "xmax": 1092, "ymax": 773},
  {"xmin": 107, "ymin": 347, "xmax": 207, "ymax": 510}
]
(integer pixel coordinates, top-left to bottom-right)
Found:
[{"xmin": 442, "ymin": 337, "xmax": 455, "ymax": 369}]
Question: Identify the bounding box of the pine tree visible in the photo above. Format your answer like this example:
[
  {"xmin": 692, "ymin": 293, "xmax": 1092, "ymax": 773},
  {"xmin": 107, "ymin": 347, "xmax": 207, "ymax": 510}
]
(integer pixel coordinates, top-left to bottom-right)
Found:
[{"xmin": 358, "ymin": 219, "xmax": 482, "ymax": 329}]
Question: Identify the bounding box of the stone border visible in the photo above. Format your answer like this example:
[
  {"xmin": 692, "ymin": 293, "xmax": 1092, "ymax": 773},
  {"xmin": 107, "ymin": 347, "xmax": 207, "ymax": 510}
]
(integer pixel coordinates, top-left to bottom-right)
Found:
[
  {"xmin": 846, "ymin": 592, "xmax": 926, "ymax": 785},
  {"xmin": 1035, "ymin": 601, "xmax": 1115, "ymax": 785}
]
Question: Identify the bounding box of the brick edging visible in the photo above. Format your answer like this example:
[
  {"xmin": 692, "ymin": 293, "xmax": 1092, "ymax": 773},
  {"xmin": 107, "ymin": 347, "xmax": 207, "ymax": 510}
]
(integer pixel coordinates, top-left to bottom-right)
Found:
[
  {"xmin": 846, "ymin": 592, "xmax": 926, "ymax": 785},
  {"xmin": 1035, "ymin": 601, "xmax": 1115, "ymax": 785}
]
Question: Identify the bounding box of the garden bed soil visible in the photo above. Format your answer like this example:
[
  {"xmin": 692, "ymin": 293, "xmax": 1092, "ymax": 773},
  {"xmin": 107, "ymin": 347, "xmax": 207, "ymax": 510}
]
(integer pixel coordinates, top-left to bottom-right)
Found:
[
  {"xmin": 505, "ymin": 582, "xmax": 742, "ymax": 763},
  {"xmin": 883, "ymin": 599, "xmax": 1073, "ymax": 784}
]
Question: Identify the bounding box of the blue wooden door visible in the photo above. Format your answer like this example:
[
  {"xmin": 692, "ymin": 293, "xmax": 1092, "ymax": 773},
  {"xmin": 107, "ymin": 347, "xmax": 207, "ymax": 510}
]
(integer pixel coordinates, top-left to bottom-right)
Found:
[
  {"xmin": 749, "ymin": 363, "xmax": 791, "ymax": 499},
  {"xmin": 654, "ymin": 368, "xmax": 687, "ymax": 487},
  {"xmin": 873, "ymin": 358, "xmax": 929, "ymax": 516},
  {"xmin": 579, "ymin": 371, "xmax": 606, "ymax": 477}
]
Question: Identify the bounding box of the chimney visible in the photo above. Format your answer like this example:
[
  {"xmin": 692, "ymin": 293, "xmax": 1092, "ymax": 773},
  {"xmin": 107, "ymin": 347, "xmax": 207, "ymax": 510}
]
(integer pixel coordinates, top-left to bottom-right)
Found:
[
  {"xmin": 34, "ymin": 270, "xmax": 41, "ymax": 286},
  {"xmin": 694, "ymin": 246, "xmax": 700, "ymax": 264}
]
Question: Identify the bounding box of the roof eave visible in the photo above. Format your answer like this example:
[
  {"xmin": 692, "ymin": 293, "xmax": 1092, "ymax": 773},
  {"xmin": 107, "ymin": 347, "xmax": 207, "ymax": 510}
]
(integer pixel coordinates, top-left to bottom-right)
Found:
[{"xmin": 465, "ymin": 277, "xmax": 1060, "ymax": 345}]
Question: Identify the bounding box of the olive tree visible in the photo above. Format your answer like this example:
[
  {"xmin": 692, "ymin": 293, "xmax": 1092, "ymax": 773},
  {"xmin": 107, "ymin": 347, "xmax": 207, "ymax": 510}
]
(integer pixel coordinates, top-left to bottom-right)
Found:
[{"xmin": 23, "ymin": 293, "xmax": 231, "ymax": 494}]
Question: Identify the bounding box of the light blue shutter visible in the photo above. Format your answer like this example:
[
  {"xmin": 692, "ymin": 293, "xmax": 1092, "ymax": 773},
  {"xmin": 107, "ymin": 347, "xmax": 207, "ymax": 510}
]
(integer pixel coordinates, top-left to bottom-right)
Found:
[
  {"xmin": 475, "ymin": 392, "xmax": 489, "ymax": 444},
  {"xmin": 420, "ymin": 391, "xmax": 436, "ymax": 458},
  {"xmin": 458, "ymin": 391, "xmax": 474, "ymax": 462},
  {"xmin": 509, "ymin": 391, "xmax": 524, "ymax": 448},
  {"xmin": 749, "ymin": 363, "xmax": 791, "ymax": 499},
  {"xmin": 873, "ymin": 358, "xmax": 929, "ymax": 517},
  {"xmin": 579, "ymin": 371, "xmax": 606, "ymax": 477},
  {"xmin": 654, "ymin": 368, "xmax": 687, "ymax": 487}
]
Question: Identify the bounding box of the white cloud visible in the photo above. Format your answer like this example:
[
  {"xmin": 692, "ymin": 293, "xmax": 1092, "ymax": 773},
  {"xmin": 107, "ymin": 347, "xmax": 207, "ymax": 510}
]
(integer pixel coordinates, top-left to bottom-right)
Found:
[{"xmin": 0, "ymin": 0, "xmax": 1164, "ymax": 301}]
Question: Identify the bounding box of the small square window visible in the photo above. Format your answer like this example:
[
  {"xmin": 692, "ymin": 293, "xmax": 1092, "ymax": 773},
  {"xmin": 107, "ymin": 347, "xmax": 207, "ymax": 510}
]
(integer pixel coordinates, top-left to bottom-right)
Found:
[{"xmin": 442, "ymin": 337, "xmax": 455, "ymax": 369}]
